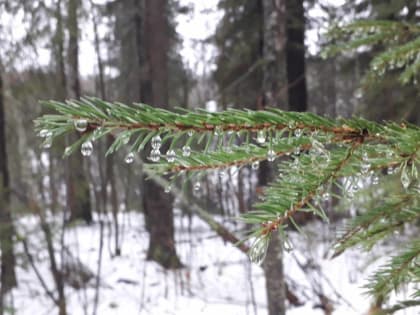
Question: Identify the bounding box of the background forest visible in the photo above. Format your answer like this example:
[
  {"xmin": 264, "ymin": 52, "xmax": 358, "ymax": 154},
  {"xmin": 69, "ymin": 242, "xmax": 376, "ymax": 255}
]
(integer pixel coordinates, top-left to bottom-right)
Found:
[{"xmin": 0, "ymin": 0, "xmax": 418, "ymax": 314}]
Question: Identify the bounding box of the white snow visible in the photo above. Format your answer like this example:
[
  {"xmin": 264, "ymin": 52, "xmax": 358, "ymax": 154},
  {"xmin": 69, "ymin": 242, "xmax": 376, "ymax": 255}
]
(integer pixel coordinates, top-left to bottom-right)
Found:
[{"xmin": 9, "ymin": 211, "xmax": 418, "ymax": 315}]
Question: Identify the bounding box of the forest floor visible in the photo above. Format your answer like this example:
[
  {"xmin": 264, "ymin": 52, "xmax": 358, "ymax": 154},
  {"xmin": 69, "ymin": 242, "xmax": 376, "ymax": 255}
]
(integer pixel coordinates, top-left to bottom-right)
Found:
[{"xmin": 10, "ymin": 210, "xmax": 418, "ymax": 315}]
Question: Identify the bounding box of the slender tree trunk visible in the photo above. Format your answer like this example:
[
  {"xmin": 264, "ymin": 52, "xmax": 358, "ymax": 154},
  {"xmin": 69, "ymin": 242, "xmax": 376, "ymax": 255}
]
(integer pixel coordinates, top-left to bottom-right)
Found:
[
  {"xmin": 66, "ymin": 0, "xmax": 92, "ymax": 224},
  {"xmin": 141, "ymin": 0, "xmax": 182, "ymax": 269},
  {"xmin": 0, "ymin": 61, "xmax": 17, "ymax": 315},
  {"xmin": 50, "ymin": 3, "xmax": 68, "ymax": 314},
  {"xmin": 261, "ymin": 1, "xmax": 288, "ymax": 314}
]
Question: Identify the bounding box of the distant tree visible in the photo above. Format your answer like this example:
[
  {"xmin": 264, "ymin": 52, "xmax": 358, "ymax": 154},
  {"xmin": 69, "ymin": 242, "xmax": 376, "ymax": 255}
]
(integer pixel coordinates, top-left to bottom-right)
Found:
[
  {"xmin": 0, "ymin": 59, "xmax": 17, "ymax": 315},
  {"xmin": 66, "ymin": 0, "xmax": 93, "ymax": 224}
]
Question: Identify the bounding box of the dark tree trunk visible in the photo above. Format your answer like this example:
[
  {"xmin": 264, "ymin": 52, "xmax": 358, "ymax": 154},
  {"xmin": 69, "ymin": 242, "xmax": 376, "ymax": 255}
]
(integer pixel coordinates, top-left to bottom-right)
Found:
[
  {"xmin": 0, "ymin": 62, "xmax": 17, "ymax": 315},
  {"xmin": 112, "ymin": 0, "xmax": 181, "ymax": 268},
  {"xmin": 260, "ymin": 1, "xmax": 288, "ymax": 314},
  {"xmin": 50, "ymin": 3, "xmax": 68, "ymax": 314},
  {"xmin": 286, "ymin": 0, "xmax": 307, "ymax": 112},
  {"xmin": 66, "ymin": 0, "xmax": 92, "ymax": 224},
  {"xmin": 141, "ymin": 0, "xmax": 182, "ymax": 269}
]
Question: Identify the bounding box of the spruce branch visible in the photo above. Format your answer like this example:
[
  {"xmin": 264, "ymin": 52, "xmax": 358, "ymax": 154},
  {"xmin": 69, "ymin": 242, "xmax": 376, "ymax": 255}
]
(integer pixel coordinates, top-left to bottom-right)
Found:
[{"xmin": 34, "ymin": 97, "xmax": 420, "ymax": 305}]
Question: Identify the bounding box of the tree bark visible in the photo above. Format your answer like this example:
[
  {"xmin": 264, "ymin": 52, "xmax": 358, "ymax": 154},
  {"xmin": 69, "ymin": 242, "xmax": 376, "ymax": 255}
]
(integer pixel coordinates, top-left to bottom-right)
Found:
[
  {"xmin": 286, "ymin": 0, "xmax": 307, "ymax": 112},
  {"xmin": 66, "ymin": 0, "xmax": 92, "ymax": 224},
  {"xmin": 261, "ymin": 1, "xmax": 288, "ymax": 314},
  {"xmin": 0, "ymin": 61, "xmax": 17, "ymax": 315},
  {"xmin": 141, "ymin": 0, "xmax": 182, "ymax": 269},
  {"xmin": 111, "ymin": 0, "xmax": 181, "ymax": 268}
]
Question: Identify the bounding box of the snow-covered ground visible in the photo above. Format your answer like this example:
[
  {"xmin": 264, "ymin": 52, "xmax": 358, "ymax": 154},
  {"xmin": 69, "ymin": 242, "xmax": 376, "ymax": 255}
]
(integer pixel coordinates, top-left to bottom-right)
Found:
[{"xmin": 10, "ymin": 211, "xmax": 418, "ymax": 315}]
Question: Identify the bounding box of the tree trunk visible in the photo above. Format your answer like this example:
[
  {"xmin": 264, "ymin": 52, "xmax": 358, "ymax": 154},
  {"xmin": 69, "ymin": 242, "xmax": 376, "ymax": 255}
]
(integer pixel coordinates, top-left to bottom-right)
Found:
[
  {"xmin": 261, "ymin": 1, "xmax": 288, "ymax": 314},
  {"xmin": 111, "ymin": 0, "xmax": 181, "ymax": 268},
  {"xmin": 0, "ymin": 61, "xmax": 17, "ymax": 315},
  {"xmin": 286, "ymin": 0, "xmax": 307, "ymax": 112},
  {"xmin": 141, "ymin": 0, "xmax": 182, "ymax": 269},
  {"xmin": 66, "ymin": 0, "xmax": 92, "ymax": 224}
]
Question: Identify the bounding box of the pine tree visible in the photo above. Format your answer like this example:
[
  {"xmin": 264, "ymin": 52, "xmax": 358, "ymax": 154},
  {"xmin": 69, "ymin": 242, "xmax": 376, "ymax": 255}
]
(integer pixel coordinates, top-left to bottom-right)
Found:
[{"xmin": 35, "ymin": 20, "xmax": 420, "ymax": 312}]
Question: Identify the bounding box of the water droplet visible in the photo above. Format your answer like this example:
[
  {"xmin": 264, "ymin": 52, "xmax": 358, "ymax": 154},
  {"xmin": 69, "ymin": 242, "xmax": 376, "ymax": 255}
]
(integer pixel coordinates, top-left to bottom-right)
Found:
[
  {"xmin": 322, "ymin": 191, "xmax": 330, "ymax": 201},
  {"xmin": 81, "ymin": 141, "xmax": 93, "ymax": 156},
  {"xmin": 151, "ymin": 135, "xmax": 162, "ymax": 149},
  {"xmin": 39, "ymin": 129, "xmax": 51, "ymax": 138},
  {"xmin": 401, "ymin": 168, "xmax": 411, "ymax": 189},
  {"xmin": 361, "ymin": 152, "xmax": 371, "ymax": 175},
  {"xmin": 182, "ymin": 145, "xmax": 191, "ymax": 157},
  {"xmin": 352, "ymin": 183, "xmax": 359, "ymax": 193},
  {"xmin": 188, "ymin": 130, "xmax": 194, "ymax": 137},
  {"xmin": 354, "ymin": 88, "xmax": 363, "ymax": 99},
  {"xmin": 257, "ymin": 130, "xmax": 266, "ymax": 144},
  {"xmin": 121, "ymin": 133, "xmax": 130, "ymax": 145},
  {"xmin": 166, "ymin": 149, "xmax": 176, "ymax": 163},
  {"xmin": 64, "ymin": 146, "xmax": 72, "ymax": 156},
  {"xmin": 92, "ymin": 127, "xmax": 103, "ymax": 140},
  {"xmin": 288, "ymin": 121, "xmax": 296, "ymax": 130},
  {"xmin": 42, "ymin": 137, "xmax": 53, "ymax": 149},
  {"xmin": 164, "ymin": 185, "xmax": 172, "ymax": 193},
  {"xmin": 149, "ymin": 149, "xmax": 161, "ymax": 162},
  {"xmin": 249, "ymin": 235, "xmax": 270, "ymax": 265},
  {"xmin": 387, "ymin": 166, "xmax": 395, "ymax": 175},
  {"xmin": 193, "ymin": 182, "xmax": 201, "ymax": 192},
  {"xmin": 74, "ymin": 119, "xmax": 88, "ymax": 132},
  {"xmin": 372, "ymin": 175, "xmax": 379, "ymax": 185},
  {"xmin": 252, "ymin": 161, "xmax": 260, "ymax": 170},
  {"xmin": 214, "ymin": 126, "xmax": 223, "ymax": 136},
  {"xmin": 294, "ymin": 129, "xmax": 303, "ymax": 138},
  {"xmin": 267, "ymin": 149, "xmax": 276, "ymax": 162},
  {"xmin": 293, "ymin": 147, "xmax": 300, "ymax": 156},
  {"xmin": 291, "ymin": 158, "xmax": 299, "ymax": 169},
  {"xmin": 125, "ymin": 152, "xmax": 134, "ymax": 164}
]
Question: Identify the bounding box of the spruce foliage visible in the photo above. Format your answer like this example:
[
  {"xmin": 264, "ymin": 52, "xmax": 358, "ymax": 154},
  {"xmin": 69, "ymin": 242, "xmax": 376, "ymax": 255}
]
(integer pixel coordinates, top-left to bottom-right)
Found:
[{"xmin": 35, "ymin": 21, "xmax": 420, "ymax": 311}]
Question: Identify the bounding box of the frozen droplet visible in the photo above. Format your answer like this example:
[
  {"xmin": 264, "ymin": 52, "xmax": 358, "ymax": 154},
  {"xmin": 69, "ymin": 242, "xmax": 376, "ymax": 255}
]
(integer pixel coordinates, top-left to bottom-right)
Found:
[
  {"xmin": 257, "ymin": 130, "xmax": 266, "ymax": 144},
  {"xmin": 188, "ymin": 130, "xmax": 194, "ymax": 137},
  {"xmin": 267, "ymin": 149, "xmax": 276, "ymax": 162},
  {"xmin": 252, "ymin": 161, "xmax": 260, "ymax": 170},
  {"xmin": 401, "ymin": 168, "xmax": 411, "ymax": 189},
  {"xmin": 249, "ymin": 235, "xmax": 270, "ymax": 265},
  {"xmin": 42, "ymin": 137, "xmax": 53, "ymax": 149},
  {"xmin": 151, "ymin": 135, "xmax": 161, "ymax": 149},
  {"xmin": 74, "ymin": 119, "xmax": 88, "ymax": 132},
  {"xmin": 164, "ymin": 185, "xmax": 172, "ymax": 193},
  {"xmin": 149, "ymin": 149, "xmax": 161, "ymax": 162},
  {"xmin": 372, "ymin": 175, "xmax": 379, "ymax": 185},
  {"xmin": 387, "ymin": 166, "xmax": 395, "ymax": 175},
  {"xmin": 293, "ymin": 147, "xmax": 300, "ymax": 156},
  {"xmin": 125, "ymin": 152, "xmax": 134, "ymax": 164},
  {"xmin": 39, "ymin": 129, "xmax": 51, "ymax": 138},
  {"xmin": 193, "ymin": 182, "xmax": 201, "ymax": 192},
  {"xmin": 294, "ymin": 129, "xmax": 303, "ymax": 138},
  {"xmin": 166, "ymin": 149, "xmax": 176, "ymax": 163},
  {"xmin": 182, "ymin": 145, "xmax": 191, "ymax": 157},
  {"xmin": 81, "ymin": 141, "xmax": 93, "ymax": 157}
]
